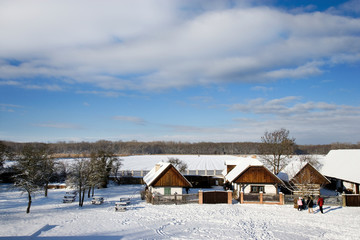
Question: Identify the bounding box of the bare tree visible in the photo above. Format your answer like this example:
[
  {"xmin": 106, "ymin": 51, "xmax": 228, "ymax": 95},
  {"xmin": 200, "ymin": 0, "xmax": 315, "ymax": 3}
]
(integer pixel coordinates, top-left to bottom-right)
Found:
[
  {"xmin": 259, "ymin": 128, "xmax": 296, "ymax": 175},
  {"xmin": 13, "ymin": 144, "xmax": 46, "ymax": 213},
  {"xmin": 38, "ymin": 148, "xmax": 55, "ymax": 197},
  {"xmin": 299, "ymin": 155, "xmax": 322, "ymax": 170},
  {"xmin": 167, "ymin": 157, "xmax": 188, "ymax": 173},
  {"xmin": 68, "ymin": 159, "xmax": 91, "ymax": 207}
]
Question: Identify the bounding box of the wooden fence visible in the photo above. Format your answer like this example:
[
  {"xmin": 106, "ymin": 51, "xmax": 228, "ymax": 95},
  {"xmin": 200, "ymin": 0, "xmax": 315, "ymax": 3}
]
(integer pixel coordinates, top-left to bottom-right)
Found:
[
  {"xmin": 149, "ymin": 193, "xmax": 199, "ymax": 205},
  {"xmin": 240, "ymin": 192, "xmax": 284, "ymax": 205},
  {"xmin": 284, "ymin": 195, "xmax": 343, "ymax": 206}
]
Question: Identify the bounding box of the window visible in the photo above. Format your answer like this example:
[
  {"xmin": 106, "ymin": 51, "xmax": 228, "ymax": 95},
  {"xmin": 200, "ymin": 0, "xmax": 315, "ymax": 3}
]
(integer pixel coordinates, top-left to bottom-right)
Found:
[
  {"xmin": 164, "ymin": 187, "xmax": 171, "ymax": 195},
  {"xmin": 250, "ymin": 186, "xmax": 265, "ymax": 193}
]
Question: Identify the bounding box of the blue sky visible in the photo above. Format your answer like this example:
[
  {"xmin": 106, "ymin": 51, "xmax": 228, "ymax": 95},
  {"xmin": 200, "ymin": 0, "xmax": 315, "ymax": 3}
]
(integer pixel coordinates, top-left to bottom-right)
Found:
[{"xmin": 1, "ymin": 0, "xmax": 360, "ymax": 144}]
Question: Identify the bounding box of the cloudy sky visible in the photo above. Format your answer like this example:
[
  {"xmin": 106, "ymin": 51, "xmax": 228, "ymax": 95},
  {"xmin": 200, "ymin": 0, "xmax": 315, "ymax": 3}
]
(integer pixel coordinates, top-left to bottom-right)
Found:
[{"xmin": 1, "ymin": 0, "xmax": 360, "ymax": 144}]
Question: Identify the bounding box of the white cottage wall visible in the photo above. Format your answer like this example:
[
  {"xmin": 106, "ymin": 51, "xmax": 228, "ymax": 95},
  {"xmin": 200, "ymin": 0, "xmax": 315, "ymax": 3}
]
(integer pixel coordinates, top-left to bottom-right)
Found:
[
  {"xmin": 242, "ymin": 184, "xmax": 277, "ymax": 194},
  {"xmin": 151, "ymin": 187, "xmax": 183, "ymax": 195}
]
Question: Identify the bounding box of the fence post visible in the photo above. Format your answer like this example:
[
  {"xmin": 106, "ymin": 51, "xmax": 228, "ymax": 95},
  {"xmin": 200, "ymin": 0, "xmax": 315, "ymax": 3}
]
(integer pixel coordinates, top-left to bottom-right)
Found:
[
  {"xmin": 342, "ymin": 194, "xmax": 347, "ymax": 207},
  {"xmin": 199, "ymin": 190, "xmax": 203, "ymax": 204},
  {"xmin": 240, "ymin": 191, "xmax": 244, "ymax": 204},
  {"xmin": 260, "ymin": 192, "xmax": 263, "ymax": 204},
  {"xmin": 227, "ymin": 191, "xmax": 232, "ymax": 204},
  {"xmin": 279, "ymin": 192, "xmax": 284, "ymax": 205}
]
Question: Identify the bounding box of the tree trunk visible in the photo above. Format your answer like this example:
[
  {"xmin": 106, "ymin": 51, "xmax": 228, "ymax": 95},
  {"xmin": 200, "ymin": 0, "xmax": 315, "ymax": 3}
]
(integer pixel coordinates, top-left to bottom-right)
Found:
[
  {"xmin": 88, "ymin": 187, "xmax": 91, "ymax": 198},
  {"xmin": 81, "ymin": 189, "xmax": 86, "ymax": 207},
  {"xmin": 44, "ymin": 183, "xmax": 48, "ymax": 197},
  {"xmin": 26, "ymin": 192, "xmax": 32, "ymax": 214},
  {"xmin": 92, "ymin": 186, "xmax": 95, "ymax": 197},
  {"xmin": 79, "ymin": 185, "xmax": 82, "ymax": 207}
]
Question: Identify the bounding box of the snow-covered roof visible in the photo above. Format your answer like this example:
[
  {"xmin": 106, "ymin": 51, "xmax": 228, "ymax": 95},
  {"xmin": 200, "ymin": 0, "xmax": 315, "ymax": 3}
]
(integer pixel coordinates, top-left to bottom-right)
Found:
[
  {"xmin": 143, "ymin": 162, "xmax": 171, "ymax": 186},
  {"xmin": 224, "ymin": 157, "xmax": 263, "ymax": 183},
  {"xmin": 143, "ymin": 162, "xmax": 192, "ymax": 187},
  {"xmin": 321, "ymin": 149, "xmax": 360, "ymax": 184},
  {"xmin": 120, "ymin": 155, "xmax": 240, "ymax": 171}
]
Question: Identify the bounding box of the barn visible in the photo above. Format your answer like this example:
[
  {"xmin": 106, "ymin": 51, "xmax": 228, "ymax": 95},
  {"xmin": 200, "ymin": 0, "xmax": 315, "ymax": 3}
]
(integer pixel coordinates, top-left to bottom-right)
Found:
[
  {"xmin": 321, "ymin": 149, "xmax": 360, "ymax": 194},
  {"xmin": 143, "ymin": 162, "xmax": 192, "ymax": 196}
]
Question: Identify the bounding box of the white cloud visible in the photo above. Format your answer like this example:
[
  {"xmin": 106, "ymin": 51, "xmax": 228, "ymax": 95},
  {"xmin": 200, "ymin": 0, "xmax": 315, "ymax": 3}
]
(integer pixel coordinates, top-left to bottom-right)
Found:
[
  {"xmin": 34, "ymin": 122, "xmax": 83, "ymax": 129},
  {"xmin": 229, "ymin": 96, "xmax": 360, "ymax": 144},
  {"xmin": 229, "ymin": 96, "xmax": 347, "ymax": 116},
  {"xmin": 0, "ymin": 103, "xmax": 23, "ymax": 112},
  {"xmin": 0, "ymin": 1, "xmax": 359, "ymax": 92},
  {"xmin": 112, "ymin": 116, "xmax": 146, "ymax": 125},
  {"xmin": 251, "ymin": 86, "xmax": 273, "ymax": 92}
]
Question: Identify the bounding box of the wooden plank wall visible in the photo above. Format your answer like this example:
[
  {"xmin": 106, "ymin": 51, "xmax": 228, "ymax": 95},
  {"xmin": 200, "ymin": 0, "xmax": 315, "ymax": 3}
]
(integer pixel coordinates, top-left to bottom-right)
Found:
[
  {"xmin": 153, "ymin": 167, "xmax": 190, "ymax": 187},
  {"xmin": 235, "ymin": 166, "xmax": 281, "ymax": 184},
  {"xmin": 292, "ymin": 164, "xmax": 329, "ymax": 185}
]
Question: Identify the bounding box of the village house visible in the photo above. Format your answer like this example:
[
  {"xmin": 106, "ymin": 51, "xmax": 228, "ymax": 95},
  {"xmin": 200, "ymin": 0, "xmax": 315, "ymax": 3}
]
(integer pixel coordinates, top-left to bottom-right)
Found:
[
  {"xmin": 143, "ymin": 162, "xmax": 192, "ymax": 196},
  {"xmin": 223, "ymin": 157, "xmax": 284, "ymax": 204},
  {"xmin": 224, "ymin": 157, "xmax": 284, "ymax": 194}
]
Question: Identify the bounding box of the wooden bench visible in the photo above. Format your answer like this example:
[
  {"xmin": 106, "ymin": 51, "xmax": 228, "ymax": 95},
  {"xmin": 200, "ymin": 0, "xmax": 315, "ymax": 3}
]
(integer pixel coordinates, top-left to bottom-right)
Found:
[
  {"xmin": 115, "ymin": 202, "xmax": 127, "ymax": 212},
  {"xmin": 63, "ymin": 194, "xmax": 76, "ymax": 203},
  {"xmin": 91, "ymin": 197, "xmax": 104, "ymax": 205},
  {"xmin": 120, "ymin": 197, "xmax": 131, "ymax": 205}
]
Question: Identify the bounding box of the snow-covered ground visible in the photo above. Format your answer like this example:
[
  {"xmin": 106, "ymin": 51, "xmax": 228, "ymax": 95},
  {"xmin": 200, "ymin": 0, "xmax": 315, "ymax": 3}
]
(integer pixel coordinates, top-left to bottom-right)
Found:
[{"xmin": 1, "ymin": 184, "xmax": 359, "ymax": 240}]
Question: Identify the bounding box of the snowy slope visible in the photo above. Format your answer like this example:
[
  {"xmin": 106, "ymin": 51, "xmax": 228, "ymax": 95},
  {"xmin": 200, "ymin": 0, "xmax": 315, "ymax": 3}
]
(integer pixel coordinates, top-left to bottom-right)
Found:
[{"xmin": 0, "ymin": 184, "xmax": 359, "ymax": 240}]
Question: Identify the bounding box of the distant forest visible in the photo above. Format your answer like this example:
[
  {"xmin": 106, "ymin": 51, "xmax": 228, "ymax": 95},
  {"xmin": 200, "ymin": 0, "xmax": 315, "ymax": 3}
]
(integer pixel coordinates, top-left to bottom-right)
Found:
[{"xmin": 2, "ymin": 140, "xmax": 360, "ymax": 157}]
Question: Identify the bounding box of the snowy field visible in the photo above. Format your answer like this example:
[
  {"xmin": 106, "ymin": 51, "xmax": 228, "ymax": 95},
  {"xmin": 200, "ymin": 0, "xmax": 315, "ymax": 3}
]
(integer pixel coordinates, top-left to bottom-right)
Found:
[{"xmin": 1, "ymin": 184, "xmax": 359, "ymax": 240}]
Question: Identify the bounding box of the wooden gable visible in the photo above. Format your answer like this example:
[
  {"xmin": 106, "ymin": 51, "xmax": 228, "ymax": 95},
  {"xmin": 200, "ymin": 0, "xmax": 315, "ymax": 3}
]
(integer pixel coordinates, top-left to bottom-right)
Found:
[
  {"xmin": 291, "ymin": 163, "xmax": 330, "ymax": 185},
  {"xmin": 227, "ymin": 165, "xmax": 236, "ymax": 174},
  {"xmin": 233, "ymin": 166, "xmax": 283, "ymax": 184},
  {"xmin": 153, "ymin": 165, "xmax": 191, "ymax": 187}
]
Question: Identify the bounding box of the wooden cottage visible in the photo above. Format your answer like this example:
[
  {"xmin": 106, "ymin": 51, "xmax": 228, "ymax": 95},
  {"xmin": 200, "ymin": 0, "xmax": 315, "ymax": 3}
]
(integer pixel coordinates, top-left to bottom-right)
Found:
[
  {"xmin": 224, "ymin": 157, "xmax": 284, "ymax": 195},
  {"xmin": 143, "ymin": 162, "xmax": 192, "ymax": 196},
  {"xmin": 290, "ymin": 163, "xmax": 330, "ymax": 196}
]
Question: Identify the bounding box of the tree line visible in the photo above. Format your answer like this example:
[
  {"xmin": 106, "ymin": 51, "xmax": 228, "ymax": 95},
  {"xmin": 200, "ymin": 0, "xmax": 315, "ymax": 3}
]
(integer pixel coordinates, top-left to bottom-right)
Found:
[{"xmin": 1, "ymin": 140, "xmax": 359, "ymax": 157}]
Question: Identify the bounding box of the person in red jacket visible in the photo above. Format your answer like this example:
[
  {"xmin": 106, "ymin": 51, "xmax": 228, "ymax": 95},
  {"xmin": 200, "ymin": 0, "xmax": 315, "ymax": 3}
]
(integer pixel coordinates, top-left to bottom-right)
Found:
[{"xmin": 317, "ymin": 196, "xmax": 324, "ymax": 214}]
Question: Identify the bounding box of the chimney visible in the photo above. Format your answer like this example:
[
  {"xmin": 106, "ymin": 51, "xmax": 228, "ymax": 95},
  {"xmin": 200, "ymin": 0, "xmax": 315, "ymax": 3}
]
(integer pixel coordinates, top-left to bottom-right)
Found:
[{"xmin": 155, "ymin": 163, "xmax": 161, "ymax": 172}]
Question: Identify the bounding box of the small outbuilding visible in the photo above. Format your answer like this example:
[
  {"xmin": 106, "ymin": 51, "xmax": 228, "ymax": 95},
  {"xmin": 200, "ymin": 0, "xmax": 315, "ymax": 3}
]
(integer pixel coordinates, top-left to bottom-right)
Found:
[
  {"xmin": 143, "ymin": 162, "xmax": 192, "ymax": 196},
  {"xmin": 290, "ymin": 163, "xmax": 330, "ymax": 196}
]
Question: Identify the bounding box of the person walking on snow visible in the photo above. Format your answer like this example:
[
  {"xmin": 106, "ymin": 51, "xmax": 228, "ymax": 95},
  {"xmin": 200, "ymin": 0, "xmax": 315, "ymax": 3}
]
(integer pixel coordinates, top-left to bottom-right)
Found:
[
  {"xmin": 307, "ymin": 196, "xmax": 314, "ymax": 213},
  {"xmin": 297, "ymin": 197, "xmax": 303, "ymax": 211},
  {"xmin": 317, "ymin": 196, "xmax": 324, "ymax": 214}
]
